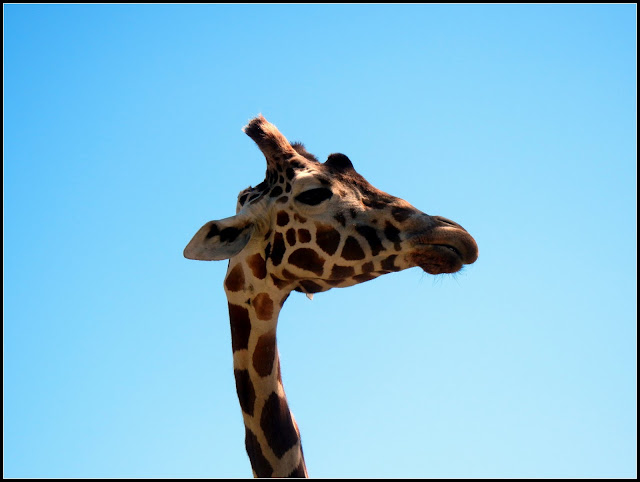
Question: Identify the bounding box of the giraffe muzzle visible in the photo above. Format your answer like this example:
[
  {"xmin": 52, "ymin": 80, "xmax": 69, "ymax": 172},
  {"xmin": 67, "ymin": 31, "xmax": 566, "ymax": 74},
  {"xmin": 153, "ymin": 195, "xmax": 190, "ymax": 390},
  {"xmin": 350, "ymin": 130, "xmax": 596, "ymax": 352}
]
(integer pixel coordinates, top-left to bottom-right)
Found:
[{"xmin": 407, "ymin": 216, "xmax": 478, "ymax": 274}]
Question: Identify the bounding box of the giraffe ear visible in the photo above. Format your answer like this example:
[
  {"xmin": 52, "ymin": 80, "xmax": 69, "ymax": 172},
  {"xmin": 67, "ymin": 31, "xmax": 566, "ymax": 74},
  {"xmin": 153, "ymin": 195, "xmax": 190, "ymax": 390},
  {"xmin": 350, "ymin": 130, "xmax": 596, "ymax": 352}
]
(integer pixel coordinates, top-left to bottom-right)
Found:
[
  {"xmin": 184, "ymin": 216, "xmax": 255, "ymax": 261},
  {"xmin": 324, "ymin": 153, "xmax": 354, "ymax": 172}
]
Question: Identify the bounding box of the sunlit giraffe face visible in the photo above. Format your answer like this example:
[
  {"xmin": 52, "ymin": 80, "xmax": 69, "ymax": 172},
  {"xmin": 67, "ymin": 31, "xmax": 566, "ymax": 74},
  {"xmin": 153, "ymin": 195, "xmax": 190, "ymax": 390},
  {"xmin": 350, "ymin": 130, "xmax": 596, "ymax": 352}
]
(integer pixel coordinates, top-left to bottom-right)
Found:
[{"xmin": 185, "ymin": 127, "xmax": 478, "ymax": 296}]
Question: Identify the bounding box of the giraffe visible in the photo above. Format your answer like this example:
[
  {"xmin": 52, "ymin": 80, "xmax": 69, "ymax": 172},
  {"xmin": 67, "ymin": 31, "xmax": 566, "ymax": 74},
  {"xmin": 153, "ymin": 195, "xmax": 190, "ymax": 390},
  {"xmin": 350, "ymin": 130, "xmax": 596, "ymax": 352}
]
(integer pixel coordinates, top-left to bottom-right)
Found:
[{"xmin": 184, "ymin": 115, "xmax": 478, "ymax": 477}]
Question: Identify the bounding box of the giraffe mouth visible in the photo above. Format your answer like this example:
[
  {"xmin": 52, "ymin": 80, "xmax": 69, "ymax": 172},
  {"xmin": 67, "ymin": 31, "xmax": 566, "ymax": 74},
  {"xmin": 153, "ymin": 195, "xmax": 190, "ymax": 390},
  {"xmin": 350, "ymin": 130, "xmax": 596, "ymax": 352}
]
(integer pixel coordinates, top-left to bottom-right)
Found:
[
  {"xmin": 409, "ymin": 233, "xmax": 478, "ymax": 275},
  {"xmin": 435, "ymin": 244, "xmax": 462, "ymax": 257},
  {"xmin": 411, "ymin": 244, "xmax": 465, "ymax": 275}
]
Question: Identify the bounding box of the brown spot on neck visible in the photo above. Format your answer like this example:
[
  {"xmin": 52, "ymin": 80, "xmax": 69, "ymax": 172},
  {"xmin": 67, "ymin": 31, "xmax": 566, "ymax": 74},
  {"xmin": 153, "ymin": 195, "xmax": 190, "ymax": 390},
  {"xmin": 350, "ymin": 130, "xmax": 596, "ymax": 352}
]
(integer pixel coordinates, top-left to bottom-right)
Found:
[
  {"xmin": 253, "ymin": 292, "xmax": 274, "ymax": 321},
  {"xmin": 234, "ymin": 369, "xmax": 256, "ymax": 416},
  {"xmin": 247, "ymin": 253, "xmax": 267, "ymax": 280},
  {"xmin": 260, "ymin": 392, "xmax": 300, "ymax": 458},
  {"xmin": 253, "ymin": 330, "xmax": 277, "ymax": 377},
  {"xmin": 228, "ymin": 303, "xmax": 251, "ymax": 352},
  {"xmin": 245, "ymin": 428, "xmax": 273, "ymax": 477},
  {"xmin": 225, "ymin": 264, "xmax": 245, "ymax": 292}
]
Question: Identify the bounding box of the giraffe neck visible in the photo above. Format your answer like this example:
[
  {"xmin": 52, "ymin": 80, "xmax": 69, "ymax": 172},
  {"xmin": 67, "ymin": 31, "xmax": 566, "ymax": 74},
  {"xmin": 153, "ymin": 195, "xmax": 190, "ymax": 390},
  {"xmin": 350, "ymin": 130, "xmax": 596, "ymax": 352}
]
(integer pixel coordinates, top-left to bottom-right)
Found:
[{"xmin": 225, "ymin": 258, "xmax": 308, "ymax": 478}]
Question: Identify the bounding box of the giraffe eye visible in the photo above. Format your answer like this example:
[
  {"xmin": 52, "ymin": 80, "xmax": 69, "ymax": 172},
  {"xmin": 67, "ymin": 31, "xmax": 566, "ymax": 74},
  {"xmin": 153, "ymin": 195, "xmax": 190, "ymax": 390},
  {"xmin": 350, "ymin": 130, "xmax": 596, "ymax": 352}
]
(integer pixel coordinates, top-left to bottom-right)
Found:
[{"xmin": 295, "ymin": 188, "xmax": 333, "ymax": 206}]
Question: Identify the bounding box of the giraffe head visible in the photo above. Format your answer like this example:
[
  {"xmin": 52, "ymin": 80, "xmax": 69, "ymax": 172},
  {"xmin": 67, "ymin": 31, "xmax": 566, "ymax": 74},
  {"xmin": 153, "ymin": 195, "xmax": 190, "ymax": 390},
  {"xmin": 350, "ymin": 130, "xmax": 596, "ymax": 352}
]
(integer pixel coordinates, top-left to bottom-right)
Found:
[{"xmin": 184, "ymin": 115, "xmax": 478, "ymax": 295}]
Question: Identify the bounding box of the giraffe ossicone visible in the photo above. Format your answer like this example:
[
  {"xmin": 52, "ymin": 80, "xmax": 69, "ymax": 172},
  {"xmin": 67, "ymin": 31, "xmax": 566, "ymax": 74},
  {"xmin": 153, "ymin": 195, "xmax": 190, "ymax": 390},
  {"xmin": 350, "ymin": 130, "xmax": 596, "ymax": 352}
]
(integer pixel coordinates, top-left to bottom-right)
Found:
[{"xmin": 184, "ymin": 115, "xmax": 478, "ymax": 477}]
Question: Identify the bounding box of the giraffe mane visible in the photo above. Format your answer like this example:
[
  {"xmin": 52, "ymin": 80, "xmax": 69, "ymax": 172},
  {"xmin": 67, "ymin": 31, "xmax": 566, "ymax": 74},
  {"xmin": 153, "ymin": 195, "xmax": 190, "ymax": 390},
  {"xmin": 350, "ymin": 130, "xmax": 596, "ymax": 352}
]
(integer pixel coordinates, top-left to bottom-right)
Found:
[{"xmin": 291, "ymin": 142, "xmax": 319, "ymax": 163}]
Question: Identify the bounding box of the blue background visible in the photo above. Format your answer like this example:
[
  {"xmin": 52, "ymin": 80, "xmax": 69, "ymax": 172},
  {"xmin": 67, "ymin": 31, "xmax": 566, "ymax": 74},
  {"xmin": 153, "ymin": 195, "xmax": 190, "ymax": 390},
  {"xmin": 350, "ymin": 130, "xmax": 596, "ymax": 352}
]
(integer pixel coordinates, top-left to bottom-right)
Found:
[{"xmin": 4, "ymin": 4, "xmax": 636, "ymax": 478}]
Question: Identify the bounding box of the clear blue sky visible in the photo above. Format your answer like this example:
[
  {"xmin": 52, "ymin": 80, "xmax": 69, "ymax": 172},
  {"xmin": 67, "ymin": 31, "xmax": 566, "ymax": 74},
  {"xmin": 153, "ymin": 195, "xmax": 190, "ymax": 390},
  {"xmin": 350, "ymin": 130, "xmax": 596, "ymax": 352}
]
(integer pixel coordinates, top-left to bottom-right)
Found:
[{"xmin": 4, "ymin": 4, "xmax": 636, "ymax": 478}]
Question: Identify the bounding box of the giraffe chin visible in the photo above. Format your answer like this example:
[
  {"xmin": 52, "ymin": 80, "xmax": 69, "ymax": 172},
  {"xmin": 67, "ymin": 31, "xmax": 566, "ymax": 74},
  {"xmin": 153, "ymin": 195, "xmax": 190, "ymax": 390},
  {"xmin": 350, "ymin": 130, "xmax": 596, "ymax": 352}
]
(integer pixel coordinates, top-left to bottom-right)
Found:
[{"xmin": 410, "ymin": 245, "xmax": 466, "ymax": 275}]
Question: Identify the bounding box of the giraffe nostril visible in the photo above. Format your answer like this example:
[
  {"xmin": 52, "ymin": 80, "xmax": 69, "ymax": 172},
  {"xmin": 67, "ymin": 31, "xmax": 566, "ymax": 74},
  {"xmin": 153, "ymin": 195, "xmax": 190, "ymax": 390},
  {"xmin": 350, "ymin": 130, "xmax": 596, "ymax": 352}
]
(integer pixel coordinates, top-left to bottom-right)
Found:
[{"xmin": 432, "ymin": 216, "xmax": 464, "ymax": 230}]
